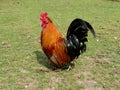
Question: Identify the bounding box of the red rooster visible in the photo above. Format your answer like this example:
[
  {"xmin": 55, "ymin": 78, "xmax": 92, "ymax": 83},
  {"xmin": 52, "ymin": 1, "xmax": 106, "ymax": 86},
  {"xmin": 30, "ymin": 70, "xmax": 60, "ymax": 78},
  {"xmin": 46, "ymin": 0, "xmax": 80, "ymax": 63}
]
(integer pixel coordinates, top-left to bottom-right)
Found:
[{"xmin": 40, "ymin": 12, "xmax": 95, "ymax": 69}]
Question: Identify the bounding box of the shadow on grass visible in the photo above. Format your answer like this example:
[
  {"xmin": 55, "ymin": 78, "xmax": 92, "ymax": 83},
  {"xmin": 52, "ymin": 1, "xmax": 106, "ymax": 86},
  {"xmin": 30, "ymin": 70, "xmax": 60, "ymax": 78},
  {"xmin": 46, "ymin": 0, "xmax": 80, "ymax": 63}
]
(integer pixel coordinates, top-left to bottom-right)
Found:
[
  {"xmin": 34, "ymin": 50, "xmax": 52, "ymax": 69},
  {"xmin": 34, "ymin": 50, "xmax": 75, "ymax": 71},
  {"xmin": 107, "ymin": 0, "xmax": 120, "ymax": 2}
]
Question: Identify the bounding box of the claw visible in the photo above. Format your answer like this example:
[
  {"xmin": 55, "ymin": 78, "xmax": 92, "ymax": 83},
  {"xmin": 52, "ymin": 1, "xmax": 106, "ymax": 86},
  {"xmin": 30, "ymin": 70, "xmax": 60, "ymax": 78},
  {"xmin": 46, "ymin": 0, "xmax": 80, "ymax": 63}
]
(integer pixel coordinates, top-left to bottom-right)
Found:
[{"xmin": 67, "ymin": 63, "xmax": 75, "ymax": 71}]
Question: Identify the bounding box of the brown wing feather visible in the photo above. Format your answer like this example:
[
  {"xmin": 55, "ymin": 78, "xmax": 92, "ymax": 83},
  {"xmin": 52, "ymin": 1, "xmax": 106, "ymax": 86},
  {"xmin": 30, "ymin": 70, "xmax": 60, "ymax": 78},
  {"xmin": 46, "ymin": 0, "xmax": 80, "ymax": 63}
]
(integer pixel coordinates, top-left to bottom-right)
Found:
[{"xmin": 51, "ymin": 38, "xmax": 71, "ymax": 67}]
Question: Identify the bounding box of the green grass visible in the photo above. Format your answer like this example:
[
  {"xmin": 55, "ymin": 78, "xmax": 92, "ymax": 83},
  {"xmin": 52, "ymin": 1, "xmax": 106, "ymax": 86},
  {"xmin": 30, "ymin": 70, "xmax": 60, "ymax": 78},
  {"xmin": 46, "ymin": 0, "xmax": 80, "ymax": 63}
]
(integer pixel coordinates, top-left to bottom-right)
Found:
[{"xmin": 0, "ymin": 0, "xmax": 120, "ymax": 90}]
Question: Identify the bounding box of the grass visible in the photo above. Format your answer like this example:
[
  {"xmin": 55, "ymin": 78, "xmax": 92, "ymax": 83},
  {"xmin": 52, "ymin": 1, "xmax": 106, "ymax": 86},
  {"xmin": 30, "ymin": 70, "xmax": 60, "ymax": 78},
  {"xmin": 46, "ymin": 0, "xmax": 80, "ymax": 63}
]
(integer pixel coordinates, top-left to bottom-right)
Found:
[{"xmin": 0, "ymin": 0, "xmax": 120, "ymax": 90}]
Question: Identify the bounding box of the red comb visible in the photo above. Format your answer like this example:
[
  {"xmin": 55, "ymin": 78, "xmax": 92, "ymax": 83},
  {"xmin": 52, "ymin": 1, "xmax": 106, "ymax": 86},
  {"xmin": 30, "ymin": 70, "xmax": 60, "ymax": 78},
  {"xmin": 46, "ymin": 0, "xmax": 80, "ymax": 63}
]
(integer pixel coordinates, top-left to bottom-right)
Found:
[{"xmin": 40, "ymin": 12, "xmax": 48, "ymax": 20}]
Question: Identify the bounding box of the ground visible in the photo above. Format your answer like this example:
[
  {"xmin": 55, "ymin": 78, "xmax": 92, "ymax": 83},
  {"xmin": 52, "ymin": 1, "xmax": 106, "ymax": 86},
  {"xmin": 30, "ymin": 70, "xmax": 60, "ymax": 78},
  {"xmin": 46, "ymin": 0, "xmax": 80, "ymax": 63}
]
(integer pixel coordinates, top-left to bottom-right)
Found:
[{"xmin": 0, "ymin": 0, "xmax": 120, "ymax": 90}]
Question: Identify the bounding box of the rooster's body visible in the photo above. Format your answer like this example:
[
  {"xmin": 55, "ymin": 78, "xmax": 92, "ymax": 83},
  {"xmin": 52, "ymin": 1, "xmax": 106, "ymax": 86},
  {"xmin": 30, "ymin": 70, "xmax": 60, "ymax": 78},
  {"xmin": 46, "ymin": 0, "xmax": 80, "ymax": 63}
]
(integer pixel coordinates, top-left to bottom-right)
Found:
[{"xmin": 40, "ymin": 12, "xmax": 95, "ymax": 67}]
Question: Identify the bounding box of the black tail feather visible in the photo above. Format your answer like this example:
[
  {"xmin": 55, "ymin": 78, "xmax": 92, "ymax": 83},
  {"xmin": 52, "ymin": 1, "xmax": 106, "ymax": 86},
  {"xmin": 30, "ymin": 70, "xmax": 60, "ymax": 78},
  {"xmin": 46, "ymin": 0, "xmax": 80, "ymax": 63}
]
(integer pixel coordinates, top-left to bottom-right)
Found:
[
  {"xmin": 66, "ymin": 18, "xmax": 95, "ymax": 59},
  {"xmin": 84, "ymin": 21, "xmax": 96, "ymax": 37}
]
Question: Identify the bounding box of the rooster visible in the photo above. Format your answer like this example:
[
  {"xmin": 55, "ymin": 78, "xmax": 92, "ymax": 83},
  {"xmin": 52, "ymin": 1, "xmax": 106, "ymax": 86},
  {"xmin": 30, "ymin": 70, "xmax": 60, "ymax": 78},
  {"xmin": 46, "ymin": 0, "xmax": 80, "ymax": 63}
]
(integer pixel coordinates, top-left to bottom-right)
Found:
[{"xmin": 40, "ymin": 12, "xmax": 95, "ymax": 69}]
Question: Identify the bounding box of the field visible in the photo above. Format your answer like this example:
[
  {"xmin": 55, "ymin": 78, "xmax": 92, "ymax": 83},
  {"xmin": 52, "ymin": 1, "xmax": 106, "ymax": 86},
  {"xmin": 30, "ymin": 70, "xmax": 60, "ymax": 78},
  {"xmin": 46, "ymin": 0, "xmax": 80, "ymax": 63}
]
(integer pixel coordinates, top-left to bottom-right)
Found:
[{"xmin": 0, "ymin": 0, "xmax": 120, "ymax": 90}]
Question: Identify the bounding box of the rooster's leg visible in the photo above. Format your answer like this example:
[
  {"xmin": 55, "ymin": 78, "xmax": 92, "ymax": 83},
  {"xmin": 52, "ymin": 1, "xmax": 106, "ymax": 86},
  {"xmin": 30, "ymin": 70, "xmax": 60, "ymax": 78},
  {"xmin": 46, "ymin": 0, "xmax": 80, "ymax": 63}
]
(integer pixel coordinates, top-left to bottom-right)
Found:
[{"xmin": 67, "ymin": 62, "xmax": 75, "ymax": 71}]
